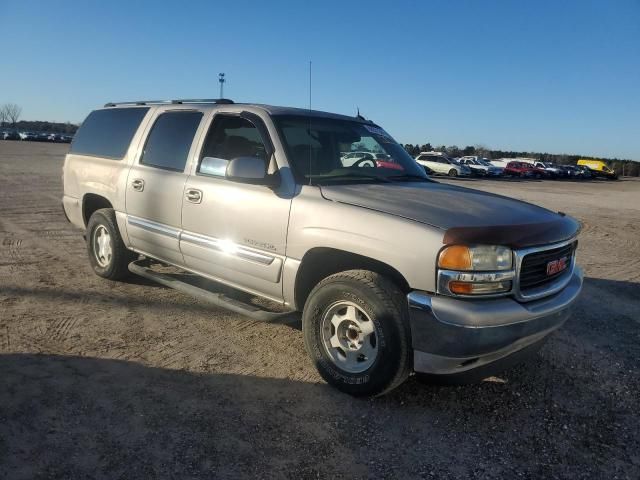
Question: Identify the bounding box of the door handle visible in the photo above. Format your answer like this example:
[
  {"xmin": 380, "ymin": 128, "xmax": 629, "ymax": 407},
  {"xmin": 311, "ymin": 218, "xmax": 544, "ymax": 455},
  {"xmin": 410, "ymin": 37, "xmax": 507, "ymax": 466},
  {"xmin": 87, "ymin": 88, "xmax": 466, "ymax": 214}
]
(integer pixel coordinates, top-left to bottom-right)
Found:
[
  {"xmin": 131, "ymin": 179, "xmax": 145, "ymax": 192},
  {"xmin": 185, "ymin": 189, "xmax": 202, "ymax": 204}
]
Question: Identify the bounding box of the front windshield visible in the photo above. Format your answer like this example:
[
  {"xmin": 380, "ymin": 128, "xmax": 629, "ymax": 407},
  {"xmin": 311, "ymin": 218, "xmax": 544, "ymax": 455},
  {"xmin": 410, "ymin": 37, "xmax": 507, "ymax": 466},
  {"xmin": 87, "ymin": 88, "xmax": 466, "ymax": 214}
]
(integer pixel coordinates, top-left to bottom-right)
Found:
[
  {"xmin": 478, "ymin": 159, "xmax": 492, "ymax": 166},
  {"xmin": 274, "ymin": 115, "xmax": 427, "ymax": 184}
]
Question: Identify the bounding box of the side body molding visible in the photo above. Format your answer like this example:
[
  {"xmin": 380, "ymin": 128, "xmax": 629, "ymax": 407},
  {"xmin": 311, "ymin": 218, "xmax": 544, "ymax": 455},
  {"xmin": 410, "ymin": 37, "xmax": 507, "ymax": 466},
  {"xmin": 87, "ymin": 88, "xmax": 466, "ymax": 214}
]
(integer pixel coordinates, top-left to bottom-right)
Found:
[{"xmin": 126, "ymin": 214, "xmax": 283, "ymax": 286}]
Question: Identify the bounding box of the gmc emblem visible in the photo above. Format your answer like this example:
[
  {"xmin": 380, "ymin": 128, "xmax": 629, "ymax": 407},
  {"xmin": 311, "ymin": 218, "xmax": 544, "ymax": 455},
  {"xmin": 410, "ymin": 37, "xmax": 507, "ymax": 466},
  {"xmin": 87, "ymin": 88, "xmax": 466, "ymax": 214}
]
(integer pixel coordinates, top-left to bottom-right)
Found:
[{"xmin": 546, "ymin": 256, "xmax": 568, "ymax": 276}]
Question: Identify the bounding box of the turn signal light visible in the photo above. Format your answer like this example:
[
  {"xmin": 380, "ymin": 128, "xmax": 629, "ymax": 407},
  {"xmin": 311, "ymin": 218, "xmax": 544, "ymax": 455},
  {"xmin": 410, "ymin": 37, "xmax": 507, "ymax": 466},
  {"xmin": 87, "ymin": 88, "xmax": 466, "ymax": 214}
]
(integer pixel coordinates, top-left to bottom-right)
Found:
[
  {"xmin": 438, "ymin": 245, "xmax": 472, "ymax": 270},
  {"xmin": 449, "ymin": 281, "xmax": 512, "ymax": 295}
]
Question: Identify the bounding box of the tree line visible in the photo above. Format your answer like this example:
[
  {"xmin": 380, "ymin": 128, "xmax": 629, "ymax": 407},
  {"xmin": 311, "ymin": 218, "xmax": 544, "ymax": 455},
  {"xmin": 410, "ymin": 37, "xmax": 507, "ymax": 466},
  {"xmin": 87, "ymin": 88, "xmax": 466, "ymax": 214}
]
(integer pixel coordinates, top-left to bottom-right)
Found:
[
  {"xmin": 0, "ymin": 103, "xmax": 78, "ymax": 134},
  {"xmin": 402, "ymin": 143, "xmax": 640, "ymax": 177}
]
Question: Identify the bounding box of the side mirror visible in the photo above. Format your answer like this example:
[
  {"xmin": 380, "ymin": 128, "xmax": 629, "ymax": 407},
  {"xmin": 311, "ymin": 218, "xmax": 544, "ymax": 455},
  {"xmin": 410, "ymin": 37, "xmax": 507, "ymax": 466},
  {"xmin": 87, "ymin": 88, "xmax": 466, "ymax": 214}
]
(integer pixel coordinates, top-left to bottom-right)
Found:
[
  {"xmin": 225, "ymin": 156, "xmax": 278, "ymax": 186},
  {"xmin": 200, "ymin": 156, "xmax": 229, "ymax": 177}
]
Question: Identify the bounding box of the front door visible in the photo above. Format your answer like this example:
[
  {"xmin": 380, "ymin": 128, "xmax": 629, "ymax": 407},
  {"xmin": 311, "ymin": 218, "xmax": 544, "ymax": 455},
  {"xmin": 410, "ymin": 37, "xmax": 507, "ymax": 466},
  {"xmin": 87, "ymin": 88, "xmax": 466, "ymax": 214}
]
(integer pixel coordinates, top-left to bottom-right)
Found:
[
  {"xmin": 125, "ymin": 108, "xmax": 205, "ymax": 264},
  {"xmin": 180, "ymin": 112, "xmax": 292, "ymax": 301}
]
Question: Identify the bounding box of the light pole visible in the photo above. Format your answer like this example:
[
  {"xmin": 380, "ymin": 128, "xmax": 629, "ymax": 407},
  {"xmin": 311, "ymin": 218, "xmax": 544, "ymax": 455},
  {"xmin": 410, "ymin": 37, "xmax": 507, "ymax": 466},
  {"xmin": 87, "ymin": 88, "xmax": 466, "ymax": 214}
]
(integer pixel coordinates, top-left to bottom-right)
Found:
[{"xmin": 218, "ymin": 73, "xmax": 225, "ymax": 98}]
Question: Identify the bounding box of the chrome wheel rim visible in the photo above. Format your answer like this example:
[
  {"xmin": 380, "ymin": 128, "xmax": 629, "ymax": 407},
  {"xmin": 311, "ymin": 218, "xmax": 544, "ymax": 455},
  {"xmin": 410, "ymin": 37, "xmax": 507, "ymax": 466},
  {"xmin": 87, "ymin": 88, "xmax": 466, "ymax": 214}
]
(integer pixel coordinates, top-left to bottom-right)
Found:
[
  {"xmin": 321, "ymin": 301, "xmax": 378, "ymax": 373},
  {"xmin": 92, "ymin": 225, "xmax": 112, "ymax": 267}
]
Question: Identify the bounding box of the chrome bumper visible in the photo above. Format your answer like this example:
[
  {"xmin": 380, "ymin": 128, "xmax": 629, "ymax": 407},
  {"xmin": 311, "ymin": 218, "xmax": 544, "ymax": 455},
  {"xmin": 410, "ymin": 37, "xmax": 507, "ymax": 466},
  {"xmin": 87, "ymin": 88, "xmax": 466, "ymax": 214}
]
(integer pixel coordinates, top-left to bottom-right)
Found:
[{"xmin": 407, "ymin": 267, "xmax": 583, "ymax": 378}]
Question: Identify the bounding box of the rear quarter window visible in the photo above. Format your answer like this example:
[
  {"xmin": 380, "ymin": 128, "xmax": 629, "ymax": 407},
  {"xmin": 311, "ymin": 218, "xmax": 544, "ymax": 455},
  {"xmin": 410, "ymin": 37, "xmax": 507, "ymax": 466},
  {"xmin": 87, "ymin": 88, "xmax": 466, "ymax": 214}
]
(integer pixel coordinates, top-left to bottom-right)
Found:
[{"xmin": 70, "ymin": 107, "xmax": 149, "ymax": 159}]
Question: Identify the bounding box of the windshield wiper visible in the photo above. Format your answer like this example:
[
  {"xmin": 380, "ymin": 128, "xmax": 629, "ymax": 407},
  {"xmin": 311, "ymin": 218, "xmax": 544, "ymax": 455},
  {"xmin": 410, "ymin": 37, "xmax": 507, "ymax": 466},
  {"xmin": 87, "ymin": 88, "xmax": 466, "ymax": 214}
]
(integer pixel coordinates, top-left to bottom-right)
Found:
[{"xmin": 387, "ymin": 174, "xmax": 431, "ymax": 182}]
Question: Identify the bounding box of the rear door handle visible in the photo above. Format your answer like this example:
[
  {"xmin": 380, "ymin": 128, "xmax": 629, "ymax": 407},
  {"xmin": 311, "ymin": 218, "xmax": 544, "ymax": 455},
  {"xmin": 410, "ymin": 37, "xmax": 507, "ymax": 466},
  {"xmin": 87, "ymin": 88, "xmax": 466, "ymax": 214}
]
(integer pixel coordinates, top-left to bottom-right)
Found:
[
  {"xmin": 185, "ymin": 189, "xmax": 202, "ymax": 204},
  {"xmin": 131, "ymin": 179, "xmax": 145, "ymax": 192}
]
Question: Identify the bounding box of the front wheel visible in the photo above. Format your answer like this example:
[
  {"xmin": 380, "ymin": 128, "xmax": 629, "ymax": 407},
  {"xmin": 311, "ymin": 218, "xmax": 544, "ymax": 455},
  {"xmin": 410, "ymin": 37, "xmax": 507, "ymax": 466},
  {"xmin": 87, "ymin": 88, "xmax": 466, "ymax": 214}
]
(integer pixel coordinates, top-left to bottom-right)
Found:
[
  {"xmin": 448, "ymin": 169, "xmax": 458, "ymax": 177},
  {"xmin": 302, "ymin": 270, "xmax": 412, "ymax": 396}
]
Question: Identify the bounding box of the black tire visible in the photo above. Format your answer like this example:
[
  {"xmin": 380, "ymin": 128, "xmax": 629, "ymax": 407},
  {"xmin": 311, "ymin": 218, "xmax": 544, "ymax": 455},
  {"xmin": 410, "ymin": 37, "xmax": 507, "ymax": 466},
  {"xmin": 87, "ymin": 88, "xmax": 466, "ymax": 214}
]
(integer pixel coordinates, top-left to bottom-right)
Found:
[
  {"xmin": 302, "ymin": 270, "xmax": 412, "ymax": 397},
  {"xmin": 86, "ymin": 208, "xmax": 136, "ymax": 280},
  {"xmin": 448, "ymin": 169, "xmax": 458, "ymax": 177}
]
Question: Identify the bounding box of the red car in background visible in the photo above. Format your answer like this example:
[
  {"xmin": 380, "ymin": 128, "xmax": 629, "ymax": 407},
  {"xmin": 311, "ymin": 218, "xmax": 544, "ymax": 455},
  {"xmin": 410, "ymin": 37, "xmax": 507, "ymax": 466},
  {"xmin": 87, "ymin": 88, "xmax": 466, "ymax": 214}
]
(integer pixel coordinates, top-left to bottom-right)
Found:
[{"xmin": 504, "ymin": 161, "xmax": 546, "ymax": 178}]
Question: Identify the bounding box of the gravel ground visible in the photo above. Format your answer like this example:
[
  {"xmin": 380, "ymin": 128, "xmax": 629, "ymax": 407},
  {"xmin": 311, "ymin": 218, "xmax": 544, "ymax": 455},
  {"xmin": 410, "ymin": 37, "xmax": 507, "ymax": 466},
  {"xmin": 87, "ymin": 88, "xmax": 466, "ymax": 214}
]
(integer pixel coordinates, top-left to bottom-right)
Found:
[{"xmin": 1, "ymin": 141, "xmax": 639, "ymax": 479}]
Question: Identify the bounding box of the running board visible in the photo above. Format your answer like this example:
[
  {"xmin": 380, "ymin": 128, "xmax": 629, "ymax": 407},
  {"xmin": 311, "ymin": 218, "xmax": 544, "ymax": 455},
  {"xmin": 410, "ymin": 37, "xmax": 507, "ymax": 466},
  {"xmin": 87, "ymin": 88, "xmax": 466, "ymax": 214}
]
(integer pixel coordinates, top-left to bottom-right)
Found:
[{"xmin": 128, "ymin": 260, "xmax": 296, "ymax": 323}]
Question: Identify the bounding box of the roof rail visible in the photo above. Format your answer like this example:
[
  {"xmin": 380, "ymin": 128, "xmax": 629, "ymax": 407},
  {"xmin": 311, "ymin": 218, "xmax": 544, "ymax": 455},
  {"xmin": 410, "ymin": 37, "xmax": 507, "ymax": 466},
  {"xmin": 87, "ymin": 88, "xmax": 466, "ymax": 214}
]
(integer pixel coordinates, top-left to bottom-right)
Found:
[{"xmin": 104, "ymin": 98, "xmax": 234, "ymax": 107}]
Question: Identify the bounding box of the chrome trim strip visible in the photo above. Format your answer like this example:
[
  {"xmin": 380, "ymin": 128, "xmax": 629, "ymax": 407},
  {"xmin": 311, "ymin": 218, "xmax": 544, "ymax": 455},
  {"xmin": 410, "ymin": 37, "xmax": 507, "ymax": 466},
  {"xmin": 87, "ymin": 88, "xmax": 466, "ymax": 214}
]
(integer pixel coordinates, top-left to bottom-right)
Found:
[
  {"xmin": 180, "ymin": 231, "xmax": 275, "ymax": 266},
  {"xmin": 437, "ymin": 270, "xmax": 515, "ymax": 298},
  {"xmin": 127, "ymin": 215, "xmax": 180, "ymax": 239},
  {"xmin": 126, "ymin": 215, "xmax": 275, "ymax": 267}
]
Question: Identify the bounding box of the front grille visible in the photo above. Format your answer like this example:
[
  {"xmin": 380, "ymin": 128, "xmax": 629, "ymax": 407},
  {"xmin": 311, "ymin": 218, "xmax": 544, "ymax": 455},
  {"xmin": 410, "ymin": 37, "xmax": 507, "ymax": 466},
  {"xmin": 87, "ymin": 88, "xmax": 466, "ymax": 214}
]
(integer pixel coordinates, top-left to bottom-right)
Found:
[{"xmin": 519, "ymin": 242, "xmax": 576, "ymax": 290}]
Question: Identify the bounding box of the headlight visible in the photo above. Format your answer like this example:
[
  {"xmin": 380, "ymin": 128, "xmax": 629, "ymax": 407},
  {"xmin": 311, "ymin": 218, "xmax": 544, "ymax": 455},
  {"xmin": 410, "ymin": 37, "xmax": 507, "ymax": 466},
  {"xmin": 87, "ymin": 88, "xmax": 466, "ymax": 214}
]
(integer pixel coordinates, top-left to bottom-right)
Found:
[
  {"xmin": 438, "ymin": 245, "xmax": 512, "ymax": 271},
  {"xmin": 437, "ymin": 245, "xmax": 514, "ymax": 296}
]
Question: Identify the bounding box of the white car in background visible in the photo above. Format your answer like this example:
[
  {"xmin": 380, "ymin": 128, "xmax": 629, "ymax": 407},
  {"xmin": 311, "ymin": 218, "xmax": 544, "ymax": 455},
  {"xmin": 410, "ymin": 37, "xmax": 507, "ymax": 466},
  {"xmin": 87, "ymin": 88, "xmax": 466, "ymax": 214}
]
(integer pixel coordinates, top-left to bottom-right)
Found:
[
  {"xmin": 341, "ymin": 151, "xmax": 391, "ymax": 167},
  {"xmin": 528, "ymin": 161, "xmax": 563, "ymax": 178},
  {"xmin": 459, "ymin": 156, "xmax": 503, "ymax": 176},
  {"xmin": 415, "ymin": 152, "xmax": 471, "ymax": 177}
]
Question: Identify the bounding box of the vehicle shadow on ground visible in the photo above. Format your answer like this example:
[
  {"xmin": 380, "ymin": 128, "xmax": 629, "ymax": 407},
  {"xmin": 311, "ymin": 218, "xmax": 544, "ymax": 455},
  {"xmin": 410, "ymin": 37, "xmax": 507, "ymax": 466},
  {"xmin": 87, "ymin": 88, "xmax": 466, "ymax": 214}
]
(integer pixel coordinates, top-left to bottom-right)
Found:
[
  {"xmin": 1, "ymin": 278, "xmax": 639, "ymax": 477},
  {"xmin": 1, "ymin": 344, "xmax": 637, "ymax": 478}
]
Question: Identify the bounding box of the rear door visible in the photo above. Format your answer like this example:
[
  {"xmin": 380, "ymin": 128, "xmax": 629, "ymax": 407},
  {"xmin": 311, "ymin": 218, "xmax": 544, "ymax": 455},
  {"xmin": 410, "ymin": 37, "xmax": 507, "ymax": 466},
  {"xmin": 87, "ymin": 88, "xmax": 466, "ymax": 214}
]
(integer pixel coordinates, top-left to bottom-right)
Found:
[
  {"xmin": 125, "ymin": 107, "xmax": 205, "ymax": 264},
  {"xmin": 180, "ymin": 111, "xmax": 292, "ymax": 301}
]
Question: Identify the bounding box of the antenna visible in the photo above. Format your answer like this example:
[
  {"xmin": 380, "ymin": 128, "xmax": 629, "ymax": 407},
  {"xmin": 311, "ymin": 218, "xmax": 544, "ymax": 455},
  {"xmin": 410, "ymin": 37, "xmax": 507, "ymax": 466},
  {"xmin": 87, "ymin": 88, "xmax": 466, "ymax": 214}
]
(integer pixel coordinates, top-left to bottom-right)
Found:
[{"xmin": 308, "ymin": 61, "xmax": 312, "ymax": 185}]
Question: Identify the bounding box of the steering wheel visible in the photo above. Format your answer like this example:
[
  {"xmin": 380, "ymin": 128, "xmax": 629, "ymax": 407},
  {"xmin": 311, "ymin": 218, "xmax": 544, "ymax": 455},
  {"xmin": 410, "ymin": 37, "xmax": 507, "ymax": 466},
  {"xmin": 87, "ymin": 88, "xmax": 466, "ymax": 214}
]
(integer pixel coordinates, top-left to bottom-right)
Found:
[{"xmin": 352, "ymin": 158, "xmax": 376, "ymax": 168}]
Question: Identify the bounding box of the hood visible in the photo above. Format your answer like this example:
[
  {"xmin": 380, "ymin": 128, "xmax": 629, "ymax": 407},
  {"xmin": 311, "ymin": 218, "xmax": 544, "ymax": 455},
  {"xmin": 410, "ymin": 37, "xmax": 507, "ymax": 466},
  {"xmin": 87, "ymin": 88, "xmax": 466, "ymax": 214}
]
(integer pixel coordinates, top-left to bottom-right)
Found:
[{"xmin": 320, "ymin": 182, "xmax": 580, "ymax": 248}]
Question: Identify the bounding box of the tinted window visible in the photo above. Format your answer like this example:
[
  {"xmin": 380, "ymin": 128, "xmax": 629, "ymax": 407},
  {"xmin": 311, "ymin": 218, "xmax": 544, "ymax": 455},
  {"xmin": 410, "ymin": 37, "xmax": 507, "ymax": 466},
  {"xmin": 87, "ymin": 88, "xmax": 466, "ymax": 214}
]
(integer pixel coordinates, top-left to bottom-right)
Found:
[
  {"xmin": 71, "ymin": 107, "xmax": 149, "ymax": 159},
  {"xmin": 141, "ymin": 111, "xmax": 203, "ymax": 171},
  {"xmin": 198, "ymin": 115, "xmax": 267, "ymax": 176}
]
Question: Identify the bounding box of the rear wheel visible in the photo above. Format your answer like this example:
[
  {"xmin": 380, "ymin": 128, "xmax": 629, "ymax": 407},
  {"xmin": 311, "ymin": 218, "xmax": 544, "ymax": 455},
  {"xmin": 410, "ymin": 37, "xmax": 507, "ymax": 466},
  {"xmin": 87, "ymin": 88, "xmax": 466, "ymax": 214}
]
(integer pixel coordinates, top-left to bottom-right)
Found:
[
  {"xmin": 448, "ymin": 169, "xmax": 458, "ymax": 177},
  {"xmin": 302, "ymin": 270, "xmax": 412, "ymax": 396},
  {"xmin": 87, "ymin": 208, "xmax": 136, "ymax": 280}
]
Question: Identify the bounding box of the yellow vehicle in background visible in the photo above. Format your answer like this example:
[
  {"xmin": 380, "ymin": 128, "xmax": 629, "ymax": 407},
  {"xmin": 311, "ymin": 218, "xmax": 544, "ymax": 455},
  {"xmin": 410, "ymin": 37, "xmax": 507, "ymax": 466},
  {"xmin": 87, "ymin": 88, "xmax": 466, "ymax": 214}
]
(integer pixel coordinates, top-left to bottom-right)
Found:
[{"xmin": 577, "ymin": 159, "xmax": 618, "ymax": 180}]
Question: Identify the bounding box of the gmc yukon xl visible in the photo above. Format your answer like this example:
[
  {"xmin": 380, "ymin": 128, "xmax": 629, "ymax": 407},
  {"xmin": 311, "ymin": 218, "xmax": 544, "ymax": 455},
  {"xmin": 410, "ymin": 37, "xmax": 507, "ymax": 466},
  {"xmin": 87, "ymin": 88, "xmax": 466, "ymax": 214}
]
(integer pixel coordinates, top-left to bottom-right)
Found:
[{"xmin": 62, "ymin": 99, "xmax": 583, "ymax": 396}]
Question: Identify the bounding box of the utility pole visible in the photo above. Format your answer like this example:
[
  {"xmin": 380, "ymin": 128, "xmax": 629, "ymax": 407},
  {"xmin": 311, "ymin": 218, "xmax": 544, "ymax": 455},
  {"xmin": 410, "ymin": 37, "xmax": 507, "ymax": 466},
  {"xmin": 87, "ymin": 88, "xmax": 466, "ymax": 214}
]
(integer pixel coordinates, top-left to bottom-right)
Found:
[{"xmin": 218, "ymin": 73, "xmax": 226, "ymax": 98}]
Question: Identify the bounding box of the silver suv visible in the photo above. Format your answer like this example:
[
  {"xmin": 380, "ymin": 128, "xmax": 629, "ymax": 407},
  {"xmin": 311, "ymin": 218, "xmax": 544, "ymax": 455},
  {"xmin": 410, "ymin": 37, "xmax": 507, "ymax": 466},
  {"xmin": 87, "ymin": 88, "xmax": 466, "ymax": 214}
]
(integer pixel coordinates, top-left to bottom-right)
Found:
[{"xmin": 62, "ymin": 99, "xmax": 583, "ymax": 396}]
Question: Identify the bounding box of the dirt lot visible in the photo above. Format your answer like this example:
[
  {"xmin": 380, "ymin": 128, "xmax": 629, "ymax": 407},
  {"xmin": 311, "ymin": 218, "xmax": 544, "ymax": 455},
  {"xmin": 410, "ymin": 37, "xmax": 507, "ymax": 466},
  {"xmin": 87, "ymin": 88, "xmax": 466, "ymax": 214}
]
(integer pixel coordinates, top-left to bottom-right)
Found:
[{"xmin": 1, "ymin": 140, "xmax": 639, "ymax": 479}]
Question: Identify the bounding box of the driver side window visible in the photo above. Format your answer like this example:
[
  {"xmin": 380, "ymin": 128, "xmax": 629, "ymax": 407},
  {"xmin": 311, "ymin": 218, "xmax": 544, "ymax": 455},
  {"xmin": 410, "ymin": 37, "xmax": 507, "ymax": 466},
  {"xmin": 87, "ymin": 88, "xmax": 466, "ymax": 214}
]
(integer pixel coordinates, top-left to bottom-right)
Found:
[{"xmin": 198, "ymin": 115, "xmax": 267, "ymax": 177}]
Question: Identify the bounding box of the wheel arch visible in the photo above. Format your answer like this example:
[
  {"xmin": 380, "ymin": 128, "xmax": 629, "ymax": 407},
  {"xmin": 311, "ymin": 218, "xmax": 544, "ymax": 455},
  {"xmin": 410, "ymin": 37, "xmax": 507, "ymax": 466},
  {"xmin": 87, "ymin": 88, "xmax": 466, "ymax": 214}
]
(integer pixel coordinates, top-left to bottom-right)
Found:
[
  {"xmin": 293, "ymin": 247, "xmax": 411, "ymax": 311},
  {"xmin": 82, "ymin": 193, "xmax": 114, "ymax": 227}
]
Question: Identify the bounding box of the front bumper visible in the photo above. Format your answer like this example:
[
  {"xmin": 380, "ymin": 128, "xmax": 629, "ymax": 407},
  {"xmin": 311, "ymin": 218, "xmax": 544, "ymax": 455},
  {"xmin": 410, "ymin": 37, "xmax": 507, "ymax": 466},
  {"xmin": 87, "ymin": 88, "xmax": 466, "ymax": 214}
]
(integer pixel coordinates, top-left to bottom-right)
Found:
[{"xmin": 407, "ymin": 267, "xmax": 583, "ymax": 380}]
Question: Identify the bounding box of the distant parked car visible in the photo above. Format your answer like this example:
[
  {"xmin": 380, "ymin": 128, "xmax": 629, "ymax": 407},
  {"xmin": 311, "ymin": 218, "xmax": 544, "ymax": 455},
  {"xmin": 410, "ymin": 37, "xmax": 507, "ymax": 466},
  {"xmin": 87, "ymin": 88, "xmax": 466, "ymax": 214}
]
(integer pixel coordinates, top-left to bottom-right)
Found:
[
  {"xmin": 341, "ymin": 151, "xmax": 379, "ymax": 167},
  {"xmin": 36, "ymin": 133, "xmax": 51, "ymax": 142},
  {"xmin": 574, "ymin": 165, "xmax": 593, "ymax": 179},
  {"xmin": 415, "ymin": 151, "xmax": 471, "ymax": 177},
  {"xmin": 2, "ymin": 130, "xmax": 21, "ymax": 140},
  {"xmin": 504, "ymin": 161, "xmax": 545, "ymax": 178},
  {"xmin": 577, "ymin": 159, "xmax": 617, "ymax": 180},
  {"xmin": 19, "ymin": 131, "xmax": 37, "ymax": 141},
  {"xmin": 532, "ymin": 161, "xmax": 565, "ymax": 178},
  {"xmin": 459, "ymin": 156, "xmax": 503, "ymax": 176}
]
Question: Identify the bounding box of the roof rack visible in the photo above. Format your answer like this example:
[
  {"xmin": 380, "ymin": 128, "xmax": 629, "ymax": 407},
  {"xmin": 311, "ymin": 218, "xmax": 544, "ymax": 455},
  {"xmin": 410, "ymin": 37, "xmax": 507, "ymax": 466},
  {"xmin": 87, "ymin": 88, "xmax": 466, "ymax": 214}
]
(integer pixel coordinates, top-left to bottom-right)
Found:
[{"xmin": 104, "ymin": 98, "xmax": 234, "ymax": 107}]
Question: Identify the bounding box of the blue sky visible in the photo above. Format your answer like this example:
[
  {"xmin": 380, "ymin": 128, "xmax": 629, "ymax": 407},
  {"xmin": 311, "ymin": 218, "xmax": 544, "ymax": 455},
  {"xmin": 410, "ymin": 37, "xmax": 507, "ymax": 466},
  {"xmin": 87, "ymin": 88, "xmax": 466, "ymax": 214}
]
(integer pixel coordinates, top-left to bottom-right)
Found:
[{"xmin": 2, "ymin": 0, "xmax": 639, "ymax": 159}]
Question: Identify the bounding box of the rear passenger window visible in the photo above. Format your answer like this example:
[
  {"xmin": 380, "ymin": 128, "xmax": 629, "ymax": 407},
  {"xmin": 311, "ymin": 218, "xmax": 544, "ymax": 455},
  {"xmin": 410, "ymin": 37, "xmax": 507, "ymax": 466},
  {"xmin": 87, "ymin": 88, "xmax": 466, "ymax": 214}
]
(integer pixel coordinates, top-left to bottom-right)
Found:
[
  {"xmin": 141, "ymin": 111, "xmax": 203, "ymax": 172},
  {"xmin": 70, "ymin": 107, "xmax": 149, "ymax": 159}
]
